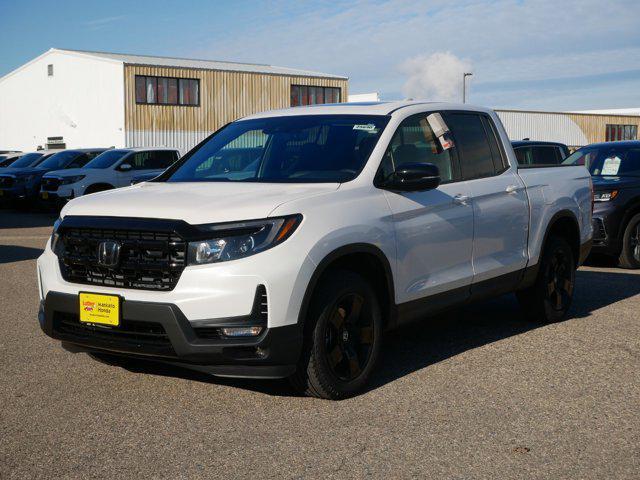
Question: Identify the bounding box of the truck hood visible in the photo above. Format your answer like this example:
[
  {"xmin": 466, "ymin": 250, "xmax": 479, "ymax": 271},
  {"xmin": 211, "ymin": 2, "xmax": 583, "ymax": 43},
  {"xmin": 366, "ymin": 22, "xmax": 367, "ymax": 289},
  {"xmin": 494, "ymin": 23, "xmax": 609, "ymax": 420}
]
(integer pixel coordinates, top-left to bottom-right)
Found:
[
  {"xmin": 62, "ymin": 181, "xmax": 340, "ymax": 224},
  {"xmin": 0, "ymin": 167, "xmax": 47, "ymax": 177},
  {"xmin": 44, "ymin": 168, "xmax": 88, "ymax": 178},
  {"xmin": 592, "ymin": 176, "xmax": 639, "ymax": 190}
]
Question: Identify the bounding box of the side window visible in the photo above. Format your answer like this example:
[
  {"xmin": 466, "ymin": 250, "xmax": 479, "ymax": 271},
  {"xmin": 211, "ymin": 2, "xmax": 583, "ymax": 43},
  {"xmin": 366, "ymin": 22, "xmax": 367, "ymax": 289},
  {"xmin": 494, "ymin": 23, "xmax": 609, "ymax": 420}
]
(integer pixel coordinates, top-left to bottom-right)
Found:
[
  {"xmin": 514, "ymin": 147, "xmax": 530, "ymax": 166},
  {"xmin": 129, "ymin": 152, "xmax": 152, "ymax": 170},
  {"xmin": 445, "ymin": 113, "xmax": 496, "ymax": 179},
  {"xmin": 377, "ymin": 113, "xmax": 456, "ymax": 184},
  {"xmin": 481, "ymin": 116, "xmax": 507, "ymax": 172},
  {"xmin": 67, "ymin": 153, "xmax": 89, "ymax": 168},
  {"xmin": 149, "ymin": 151, "xmax": 177, "ymax": 169},
  {"xmin": 531, "ymin": 146, "xmax": 559, "ymax": 166}
]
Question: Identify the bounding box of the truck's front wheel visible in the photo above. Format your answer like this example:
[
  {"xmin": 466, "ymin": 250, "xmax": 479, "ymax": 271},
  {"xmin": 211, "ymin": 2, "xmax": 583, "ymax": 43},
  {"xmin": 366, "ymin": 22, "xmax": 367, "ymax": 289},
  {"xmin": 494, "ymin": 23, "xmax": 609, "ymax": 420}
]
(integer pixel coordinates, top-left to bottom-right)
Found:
[
  {"xmin": 517, "ymin": 236, "xmax": 576, "ymax": 323},
  {"xmin": 291, "ymin": 270, "xmax": 383, "ymax": 400}
]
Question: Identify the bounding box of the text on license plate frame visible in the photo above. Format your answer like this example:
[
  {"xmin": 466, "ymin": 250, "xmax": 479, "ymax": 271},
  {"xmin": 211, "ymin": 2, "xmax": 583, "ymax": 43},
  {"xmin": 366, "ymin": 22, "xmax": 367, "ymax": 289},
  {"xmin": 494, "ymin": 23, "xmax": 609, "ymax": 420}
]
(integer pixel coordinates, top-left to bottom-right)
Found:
[{"xmin": 79, "ymin": 292, "xmax": 121, "ymax": 327}]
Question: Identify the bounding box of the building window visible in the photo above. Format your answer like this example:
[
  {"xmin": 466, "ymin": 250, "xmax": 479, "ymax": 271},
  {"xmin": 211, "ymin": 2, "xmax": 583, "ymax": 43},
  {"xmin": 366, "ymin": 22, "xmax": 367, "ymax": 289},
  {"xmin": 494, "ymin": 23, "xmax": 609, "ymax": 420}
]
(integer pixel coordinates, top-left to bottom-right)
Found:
[
  {"xmin": 135, "ymin": 75, "xmax": 199, "ymax": 106},
  {"xmin": 47, "ymin": 64, "xmax": 53, "ymax": 76},
  {"xmin": 291, "ymin": 85, "xmax": 341, "ymax": 107},
  {"xmin": 606, "ymin": 124, "xmax": 637, "ymax": 142}
]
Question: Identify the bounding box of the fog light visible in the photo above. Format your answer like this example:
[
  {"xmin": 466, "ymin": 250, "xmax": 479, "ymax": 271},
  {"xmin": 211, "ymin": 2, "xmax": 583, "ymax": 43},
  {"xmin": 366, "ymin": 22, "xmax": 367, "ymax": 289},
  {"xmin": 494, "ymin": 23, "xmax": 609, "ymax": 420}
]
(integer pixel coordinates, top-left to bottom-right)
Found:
[{"xmin": 220, "ymin": 326, "xmax": 263, "ymax": 337}]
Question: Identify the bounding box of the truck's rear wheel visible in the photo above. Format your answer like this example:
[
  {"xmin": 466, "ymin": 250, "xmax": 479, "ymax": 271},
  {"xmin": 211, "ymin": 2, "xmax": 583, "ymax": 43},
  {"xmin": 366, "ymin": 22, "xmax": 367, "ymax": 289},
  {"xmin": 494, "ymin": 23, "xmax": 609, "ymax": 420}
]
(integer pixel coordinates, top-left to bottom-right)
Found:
[
  {"xmin": 618, "ymin": 213, "xmax": 640, "ymax": 269},
  {"xmin": 517, "ymin": 236, "xmax": 575, "ymax": 323},
  {"xmin": 291, "ymin": 270, "xmax": 382, "ymax": 400}
]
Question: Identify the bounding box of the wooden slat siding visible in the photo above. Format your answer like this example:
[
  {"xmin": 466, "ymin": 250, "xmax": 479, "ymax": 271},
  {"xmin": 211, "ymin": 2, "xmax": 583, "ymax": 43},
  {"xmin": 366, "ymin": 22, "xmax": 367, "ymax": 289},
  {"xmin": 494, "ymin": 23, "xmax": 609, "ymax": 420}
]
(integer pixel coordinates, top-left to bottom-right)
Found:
[
  {"xmin": 124, "ymin": 65, "xmax": 348, "ymax": 133},
  {"xmin": 566, "ymin": 113, "xmax": 640, "ymax": 144}
]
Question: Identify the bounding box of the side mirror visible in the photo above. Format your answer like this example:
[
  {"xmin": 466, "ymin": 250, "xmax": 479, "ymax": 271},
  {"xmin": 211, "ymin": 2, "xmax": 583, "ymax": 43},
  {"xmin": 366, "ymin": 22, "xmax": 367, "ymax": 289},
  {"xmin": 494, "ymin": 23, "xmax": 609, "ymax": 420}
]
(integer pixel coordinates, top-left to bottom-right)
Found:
[
  {"xmin": 118, "ymin": 163, "xmax": 132, "ymax": 171},
  {"xmin": 384, "ymin": 163, "xmax": 441, "ymax": 192}
]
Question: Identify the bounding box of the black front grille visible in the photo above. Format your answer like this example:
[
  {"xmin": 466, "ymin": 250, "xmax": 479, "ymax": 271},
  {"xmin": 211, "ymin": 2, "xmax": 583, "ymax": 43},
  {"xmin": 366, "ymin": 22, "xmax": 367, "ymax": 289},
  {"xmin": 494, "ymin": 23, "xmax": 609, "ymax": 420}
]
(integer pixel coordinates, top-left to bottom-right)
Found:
[
  {"xmin": 593, "ymin": 218, "xmax": 607, "ymax": 242},
  {"xmin": 58, "ymin": 226, "xmax": 187, "ymax": 291},
  {"xmin": 0, "ymin": 176, "xmax": 15, "ymax": 188},
  {"xmin": 53, "ymin": 311, "xmax": 176, "ymax": 357},
  {"xmin": 42, "ymin": 177, "xmax": 61, "ymax": 191}
]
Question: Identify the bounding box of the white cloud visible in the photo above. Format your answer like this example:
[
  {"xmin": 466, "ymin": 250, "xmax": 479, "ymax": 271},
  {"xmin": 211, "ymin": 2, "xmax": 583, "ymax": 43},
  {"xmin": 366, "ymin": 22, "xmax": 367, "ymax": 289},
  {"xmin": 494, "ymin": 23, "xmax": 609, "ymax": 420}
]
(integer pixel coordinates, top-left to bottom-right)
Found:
[{"xmin": 400, "ymin": 52, "xmax": 472, "ymax": 102}]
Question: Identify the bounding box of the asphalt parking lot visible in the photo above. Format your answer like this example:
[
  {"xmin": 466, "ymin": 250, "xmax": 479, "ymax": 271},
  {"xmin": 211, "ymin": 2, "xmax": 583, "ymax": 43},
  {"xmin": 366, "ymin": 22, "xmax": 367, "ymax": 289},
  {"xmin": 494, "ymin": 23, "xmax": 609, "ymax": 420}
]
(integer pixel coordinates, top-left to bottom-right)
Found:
[{"xmin": 1, "ymin": 210, "xmax": 639, "ymax": 479}]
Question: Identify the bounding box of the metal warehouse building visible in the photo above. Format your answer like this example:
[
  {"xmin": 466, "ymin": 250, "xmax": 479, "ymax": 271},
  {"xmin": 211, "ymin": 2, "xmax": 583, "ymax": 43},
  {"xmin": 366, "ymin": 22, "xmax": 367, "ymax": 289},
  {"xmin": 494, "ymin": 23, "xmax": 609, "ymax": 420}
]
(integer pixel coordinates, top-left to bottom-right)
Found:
[
  {"xmin": 0, "ymin": 48, "xmax": 348, "ymax": 153},
  {"xmin": 496, "ymin": 109, "xmax": 640, "ymax": 149}
]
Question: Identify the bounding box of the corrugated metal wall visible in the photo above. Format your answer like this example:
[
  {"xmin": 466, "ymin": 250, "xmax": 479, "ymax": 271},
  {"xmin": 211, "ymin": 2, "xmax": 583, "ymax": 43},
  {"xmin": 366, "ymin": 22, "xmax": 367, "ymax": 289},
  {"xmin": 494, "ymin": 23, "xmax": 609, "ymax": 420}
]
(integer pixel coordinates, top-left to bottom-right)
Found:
[
  {"xmin": 496, "ymin": 110, "xmax": 588, "ymax": 147},
  {"xmin": 497, "ymin": 110, "xmax": 640, "ymax": 148},
  {"xmin": 123, "ymin": 65, "xmax": 348, "ymax": 153}
]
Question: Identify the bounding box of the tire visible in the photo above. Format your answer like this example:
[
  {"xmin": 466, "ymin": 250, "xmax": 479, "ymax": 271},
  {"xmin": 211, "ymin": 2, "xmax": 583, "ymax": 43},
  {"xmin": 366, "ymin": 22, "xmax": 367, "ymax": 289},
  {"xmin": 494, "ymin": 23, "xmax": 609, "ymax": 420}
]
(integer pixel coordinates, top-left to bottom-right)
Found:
[
  {"xmin": 618, "ymin": 213, "xmax": 640, "ymax": 269},
  {"xmin": 290, "ymin": 270, "xmax": 383, "ymax": 400},
  {"xmin": 517, "ymin": 235, "xmax": 576, "ymax": 323}
]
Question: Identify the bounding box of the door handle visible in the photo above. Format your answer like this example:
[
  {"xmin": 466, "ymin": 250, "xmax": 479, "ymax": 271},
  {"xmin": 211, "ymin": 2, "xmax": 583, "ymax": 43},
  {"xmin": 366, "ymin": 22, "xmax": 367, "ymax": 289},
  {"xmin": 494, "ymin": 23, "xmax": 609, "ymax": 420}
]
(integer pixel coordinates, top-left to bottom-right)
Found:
[
  {"xmin": 506, "ymin": 185, "xmax": 519, "ymax": 194},
  {"xmin": 453, "ymin": 194, "xmax": 469, "ymax": 205}
]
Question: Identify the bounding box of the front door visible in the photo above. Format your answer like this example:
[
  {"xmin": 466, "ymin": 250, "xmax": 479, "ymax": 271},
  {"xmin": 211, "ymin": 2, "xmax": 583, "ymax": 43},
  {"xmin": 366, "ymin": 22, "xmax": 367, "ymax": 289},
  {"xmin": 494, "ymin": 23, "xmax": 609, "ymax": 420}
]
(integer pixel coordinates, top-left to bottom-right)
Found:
[{"xmin": 379, "ymin": 113, "xmax": 475, "ymax": 306}]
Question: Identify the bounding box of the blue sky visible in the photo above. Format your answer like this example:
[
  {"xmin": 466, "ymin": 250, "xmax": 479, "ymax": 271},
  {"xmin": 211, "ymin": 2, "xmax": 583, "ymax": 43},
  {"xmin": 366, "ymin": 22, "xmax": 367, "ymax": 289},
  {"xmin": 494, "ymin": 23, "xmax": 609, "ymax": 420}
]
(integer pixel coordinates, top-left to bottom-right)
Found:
[{"xmin": 1, "ymin": 0, "xmax": 639, "ymax": 110}]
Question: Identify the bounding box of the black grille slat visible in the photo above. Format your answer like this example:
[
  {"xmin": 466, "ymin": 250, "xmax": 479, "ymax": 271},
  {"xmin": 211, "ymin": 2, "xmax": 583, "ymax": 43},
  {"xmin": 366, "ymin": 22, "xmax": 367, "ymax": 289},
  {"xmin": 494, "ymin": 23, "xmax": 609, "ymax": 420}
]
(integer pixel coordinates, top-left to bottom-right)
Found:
[
  {"xmin": 58, "ymin": 226, "xmax": 187, "ymax": 291},
  {"xmin": 53, "ymin": 312, "xmax": 176, "ymax": 356}
]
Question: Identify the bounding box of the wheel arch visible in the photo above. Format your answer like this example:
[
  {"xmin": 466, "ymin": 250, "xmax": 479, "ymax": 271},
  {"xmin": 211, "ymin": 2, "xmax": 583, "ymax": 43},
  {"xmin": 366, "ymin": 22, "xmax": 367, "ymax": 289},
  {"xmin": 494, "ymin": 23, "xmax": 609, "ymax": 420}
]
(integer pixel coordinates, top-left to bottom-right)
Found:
[
  {"xmin": 297, "ymin": 243, "xmax": 395, "ymax": 331},
  {"xmin": 617, "ymin": 198, "xmax": 640, "ymax": 241}
]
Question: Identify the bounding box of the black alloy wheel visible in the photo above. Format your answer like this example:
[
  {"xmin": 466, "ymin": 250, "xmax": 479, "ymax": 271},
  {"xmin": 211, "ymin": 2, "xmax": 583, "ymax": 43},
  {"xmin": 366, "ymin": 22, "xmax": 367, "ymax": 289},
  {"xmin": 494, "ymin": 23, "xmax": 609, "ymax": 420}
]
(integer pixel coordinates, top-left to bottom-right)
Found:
[
  {"xmin": 323, "ymin": 293, "xmax": 374, "ymax": 382},
  {"xmin": 543, "ymin": 248, "xmax": 574, "ymax": 313},
  {"xmin": 291, "ymin": 269, "xmax": 382, "ymax": 400},
  {"xmin": 517, "ymin": 235, "xmax": 575, "ymax": 323}
]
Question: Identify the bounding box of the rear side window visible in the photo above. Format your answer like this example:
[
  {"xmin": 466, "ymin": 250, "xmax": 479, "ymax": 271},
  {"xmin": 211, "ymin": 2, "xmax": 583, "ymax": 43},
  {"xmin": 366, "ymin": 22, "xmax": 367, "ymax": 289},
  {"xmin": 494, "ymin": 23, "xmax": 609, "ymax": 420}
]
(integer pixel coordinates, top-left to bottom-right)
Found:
[
  {"xmin": 149, "ymin": 151, "xmax": 178, "ymax": 169},
  {"xmin": 530, "ymin": 146, "xmax": 560, "ymax": 166},
  {"xmin": 67, "ymin": 153, "xmax": 90, "ymax": 168},
  {"xmin": 377, "ymin": 113, "xmax": 458, "ymax": 184},
  {"xmin": 446, "ymin": 113, "xmax": 496, "ymax": 179},
  {"xmin": 514, "ymin": 147, "xmax": 530, "ymax": 165}
]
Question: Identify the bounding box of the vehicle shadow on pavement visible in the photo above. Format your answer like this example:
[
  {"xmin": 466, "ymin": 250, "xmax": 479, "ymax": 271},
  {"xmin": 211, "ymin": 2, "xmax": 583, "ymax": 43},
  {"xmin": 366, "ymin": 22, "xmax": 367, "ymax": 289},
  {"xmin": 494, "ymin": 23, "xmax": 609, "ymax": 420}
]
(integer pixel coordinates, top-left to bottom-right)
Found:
[
  {"xmin": 0, "ymin": 245, "xmax": 44, "ymax": 264},
  {"xmin": 0, "ymin": 209, "xmax": 58, "ymax": 229},
  {"xmin": 107, "ymin": 268, "xmax": 640, "ymax": 398}
]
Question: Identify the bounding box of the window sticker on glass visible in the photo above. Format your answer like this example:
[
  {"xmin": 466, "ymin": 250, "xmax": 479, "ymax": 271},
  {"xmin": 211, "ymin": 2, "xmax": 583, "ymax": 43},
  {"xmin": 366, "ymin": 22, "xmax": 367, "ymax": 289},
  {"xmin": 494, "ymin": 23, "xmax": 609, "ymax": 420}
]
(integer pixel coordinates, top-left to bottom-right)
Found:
[
  {"xmin": 601, "ymin": 156, "xmax": 622, "ymax": 175},
  {"xmin": 426, "ymin": 113, "xmax": 454, "ymax": 150},
  {"xmin": 353, "ymin": 124, "xmax": 378, "ymax": 132}
]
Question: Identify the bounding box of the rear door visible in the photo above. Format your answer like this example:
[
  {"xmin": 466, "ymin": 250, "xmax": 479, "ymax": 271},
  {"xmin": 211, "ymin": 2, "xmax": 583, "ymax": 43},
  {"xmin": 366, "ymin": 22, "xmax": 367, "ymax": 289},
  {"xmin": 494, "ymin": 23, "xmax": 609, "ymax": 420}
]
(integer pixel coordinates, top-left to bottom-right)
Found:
[
  {"xmin": 444, "ymin": 112, "xmax": 529, "ymax": 286},
  {"xmin": 379, "ymin": 112, "xmax": 474, "ymax": 305}
]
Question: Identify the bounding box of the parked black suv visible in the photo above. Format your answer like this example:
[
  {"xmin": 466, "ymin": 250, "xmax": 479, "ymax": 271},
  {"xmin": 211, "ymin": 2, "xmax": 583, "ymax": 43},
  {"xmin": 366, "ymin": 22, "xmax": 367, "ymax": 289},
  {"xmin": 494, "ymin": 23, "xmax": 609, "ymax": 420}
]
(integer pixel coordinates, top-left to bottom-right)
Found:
[
  {"xmin": 511, "ymin": 140, "xmax": 570, "ymax": 167},
  {"xmin": 564, "ymin": 141, "xmax": 640, "ymax": 268}
]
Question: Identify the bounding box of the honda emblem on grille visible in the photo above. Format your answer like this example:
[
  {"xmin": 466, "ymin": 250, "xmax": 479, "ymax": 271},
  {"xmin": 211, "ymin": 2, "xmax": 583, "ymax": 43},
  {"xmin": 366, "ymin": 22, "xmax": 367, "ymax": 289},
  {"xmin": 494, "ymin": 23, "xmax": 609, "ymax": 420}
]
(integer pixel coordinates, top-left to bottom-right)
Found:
[{"xmin": 97, "ymin": 241, "xmax": 121, "ymax": 268}]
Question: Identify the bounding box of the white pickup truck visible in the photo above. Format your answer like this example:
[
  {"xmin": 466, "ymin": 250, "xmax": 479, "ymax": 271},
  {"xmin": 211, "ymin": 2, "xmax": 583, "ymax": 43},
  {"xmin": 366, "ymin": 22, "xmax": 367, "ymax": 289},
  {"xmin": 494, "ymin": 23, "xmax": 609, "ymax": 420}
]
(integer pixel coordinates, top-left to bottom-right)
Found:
[{"xmin": 37, "ymin": 102, "xmax": 593, "ymax": 399}]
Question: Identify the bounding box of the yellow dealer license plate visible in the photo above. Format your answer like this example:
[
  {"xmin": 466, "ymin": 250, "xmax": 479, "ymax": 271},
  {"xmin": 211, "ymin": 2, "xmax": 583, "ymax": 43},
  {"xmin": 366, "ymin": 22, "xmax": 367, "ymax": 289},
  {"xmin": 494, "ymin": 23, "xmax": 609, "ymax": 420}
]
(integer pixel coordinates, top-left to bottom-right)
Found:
[
  {"xmin": 79, "ymin": 293, "xmax": 120, "ymax": 327},
  {"xmin": 41, "ymin": 192, "xmax": 49, "ymax": 199},
  {"xmin": 0, "ymin": 190, "xmax": 4, "ymax": 196}
]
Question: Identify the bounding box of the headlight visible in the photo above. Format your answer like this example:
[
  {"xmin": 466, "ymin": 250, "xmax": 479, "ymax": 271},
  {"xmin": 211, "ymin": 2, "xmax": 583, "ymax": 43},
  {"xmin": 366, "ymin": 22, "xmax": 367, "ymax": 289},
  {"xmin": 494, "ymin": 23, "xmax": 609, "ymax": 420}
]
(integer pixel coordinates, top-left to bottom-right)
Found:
[
  {"xmin": 187, "ymin": 215, "xmax": 302, "ymax": 265},
  {"xmin": 594, "ymin": 190, "xmax": 618, "ymax": 202},
  {"xmin": 60, "ymin": 175, "xmax": 85, "ymax": 185}
]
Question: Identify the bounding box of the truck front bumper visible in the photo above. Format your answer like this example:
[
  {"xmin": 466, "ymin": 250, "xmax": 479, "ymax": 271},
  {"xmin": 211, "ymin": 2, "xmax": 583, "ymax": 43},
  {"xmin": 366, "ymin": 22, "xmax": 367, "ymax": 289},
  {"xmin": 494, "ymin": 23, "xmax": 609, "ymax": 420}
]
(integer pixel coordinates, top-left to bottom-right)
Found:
[{"xmin": 39, "ymin": 291, "xmax": 303, "ymax": 378}]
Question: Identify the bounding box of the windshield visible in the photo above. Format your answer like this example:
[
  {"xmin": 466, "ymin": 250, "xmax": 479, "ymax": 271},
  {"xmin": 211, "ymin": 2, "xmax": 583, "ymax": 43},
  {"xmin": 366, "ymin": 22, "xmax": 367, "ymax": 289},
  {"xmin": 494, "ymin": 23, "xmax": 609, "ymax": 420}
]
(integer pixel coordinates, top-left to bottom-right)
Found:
[
  {"xmin": 563, "ymin": 145, "xmax": 640, "ymax": 177},
  {"xmin": 85, "ymin": 150, "xmax": 129, "ymax": 169},
  {"xmin": 39, "ymin": 151, "xmax": 81, "ymax": 170},
  {"xmin": 166, "ymin": 115, "xmax": 390, "ymax": 183},
  {"xmin": 7, "ymin": 153, "xmax": 44, "ymax": 168}
]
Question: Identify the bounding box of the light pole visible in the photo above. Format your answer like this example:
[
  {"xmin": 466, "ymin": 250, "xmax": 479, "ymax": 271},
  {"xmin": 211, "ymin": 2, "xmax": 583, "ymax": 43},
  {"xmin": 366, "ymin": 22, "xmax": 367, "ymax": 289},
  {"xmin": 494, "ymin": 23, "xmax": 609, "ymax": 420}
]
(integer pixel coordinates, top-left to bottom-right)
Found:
[{"xmin": 463, "ymin": 72, "xmax": 473, "ymax": 103}]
